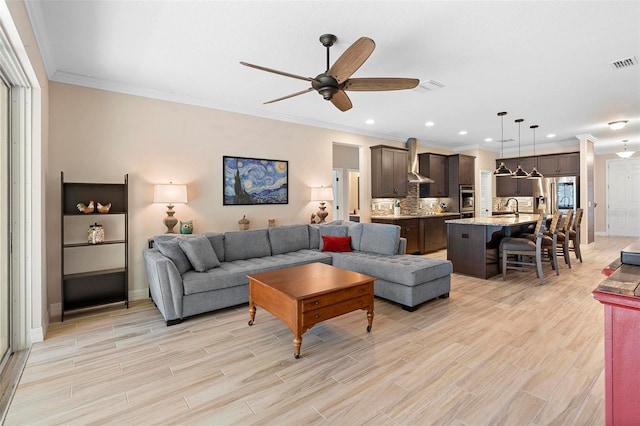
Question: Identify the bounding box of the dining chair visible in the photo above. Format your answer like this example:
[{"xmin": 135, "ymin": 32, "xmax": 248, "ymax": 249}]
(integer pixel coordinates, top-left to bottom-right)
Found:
[{"xmin": 500, "ymin": 214, "xmax": 547, "ymax": 284}]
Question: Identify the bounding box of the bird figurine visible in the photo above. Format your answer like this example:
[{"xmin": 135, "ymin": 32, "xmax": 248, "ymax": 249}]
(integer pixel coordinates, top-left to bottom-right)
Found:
[
  {"xmin": 76, "ymin": 200, "xmax": 95, "ymax": 213},
  {"xmin": 97, "ymin": 202, "xmax": 111, "ymax": 214}
]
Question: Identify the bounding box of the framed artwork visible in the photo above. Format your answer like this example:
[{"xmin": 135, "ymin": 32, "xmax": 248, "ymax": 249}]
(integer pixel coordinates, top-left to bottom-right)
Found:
[{"xmin": 223, "ymin": 156, "xmax": 288, "ymax": 205}]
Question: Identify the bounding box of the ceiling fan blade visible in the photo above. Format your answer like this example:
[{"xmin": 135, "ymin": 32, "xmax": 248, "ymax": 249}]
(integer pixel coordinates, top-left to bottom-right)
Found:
[
  {"xmin": 327, "ymin": 37, "xmax": 375, "ymax": 84},
  {"xmin": 263, "ymin": 87, "xmax": 314, "ymax": 105},
  {"xmin": 330, "ymin": 90, "xmax": 353, "ymax": 112},
  {"xmin": 240, "ymin": 62, "xmax": 313, "ymax": 82},
  {"xmin": 342, "ymin": 77, "xmax": 420, "ymax": 91}
]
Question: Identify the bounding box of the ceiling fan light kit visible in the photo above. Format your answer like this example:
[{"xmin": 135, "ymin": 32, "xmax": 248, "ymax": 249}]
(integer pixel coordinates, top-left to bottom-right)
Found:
[
  {"xmin": 494, "ymin": 111, "xmax": 513, "ymax": 176},
  {"xmin": 240, "ymin": 34, "xmax": 419, "ymax": 112}
]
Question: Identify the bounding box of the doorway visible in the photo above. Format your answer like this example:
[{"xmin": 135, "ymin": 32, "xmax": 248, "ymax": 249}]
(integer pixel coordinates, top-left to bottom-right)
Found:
[
  {"xmin": 332, "ymin": 143, "xmax": 360, "ymax": 222},
  {"xmin": 0, "ymin": 74, "xmax": 9, "ymax": 369},
  {"xmin": 606, "ymin": 157, "xmax": 640, "ymax": 237}
]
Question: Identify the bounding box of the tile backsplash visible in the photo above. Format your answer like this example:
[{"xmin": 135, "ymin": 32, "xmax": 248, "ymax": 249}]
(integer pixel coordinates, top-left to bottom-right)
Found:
[{"xmin": 372, "ymin": 183, "xmax": 453, "ymax": 216}]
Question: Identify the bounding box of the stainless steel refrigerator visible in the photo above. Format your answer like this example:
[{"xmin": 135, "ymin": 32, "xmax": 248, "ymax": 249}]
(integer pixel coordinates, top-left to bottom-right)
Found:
[{"xmin": 533, "ymin": 176, "xmax": 579, "ymax": 214}]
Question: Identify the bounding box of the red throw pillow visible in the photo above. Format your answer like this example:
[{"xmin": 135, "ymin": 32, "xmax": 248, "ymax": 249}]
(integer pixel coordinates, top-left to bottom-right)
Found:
[{"xmin": 321, "ymin": 235, "xmax": 352, "ymax": 252}]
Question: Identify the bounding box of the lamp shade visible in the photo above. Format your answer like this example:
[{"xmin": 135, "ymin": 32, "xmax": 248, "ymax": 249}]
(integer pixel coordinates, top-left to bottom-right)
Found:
[
  {"xmin": 310, "ymin": 186, "xmax": 333, "ymax": 201},
  {"xmin": 154, "ymin": 184, "xmax": 188, "ymax": 204}
]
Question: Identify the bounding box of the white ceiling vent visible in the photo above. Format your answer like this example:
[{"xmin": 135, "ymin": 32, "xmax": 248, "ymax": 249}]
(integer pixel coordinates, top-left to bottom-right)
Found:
[
  {"xmin": 609, "ymin": 56, "xmax": 638, "ymax": 70},
  {"xmin": 415, "ymin": 80, "xmax": 445, "ymax": 93}
]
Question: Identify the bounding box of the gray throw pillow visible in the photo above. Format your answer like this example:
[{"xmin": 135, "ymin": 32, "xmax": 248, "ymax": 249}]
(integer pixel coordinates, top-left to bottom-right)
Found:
[
  {"xmin": 156, "ymin": 239, "xmax": 192, "ymax": 275},
  {"xmin": 178, "ymin": 236, "xmax": 221, "ymax": 272}
]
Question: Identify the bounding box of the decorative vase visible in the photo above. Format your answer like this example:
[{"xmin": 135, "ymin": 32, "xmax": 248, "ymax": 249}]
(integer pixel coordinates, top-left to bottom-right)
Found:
[
  {"xmin": 88, "ymin": 223, "xmax": 104, "ymax": 244},
  {"xmin": 238, "ymin": 215, "xmax": 250, "ymax": 230}
]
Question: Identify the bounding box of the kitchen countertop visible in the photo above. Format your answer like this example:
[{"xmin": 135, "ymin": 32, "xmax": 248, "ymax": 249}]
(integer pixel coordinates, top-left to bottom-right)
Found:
[
  {"xmin": 492, "ymin": 210, "xmax": 535, "ymax": 216},
  {"xmin": 445, "ymin": 214, "xmax": 540, "ymax": 225},
  {"xmin": 597, "ymin": 264, "xmax": 640, "ymax": 297},
  {"xmin": 371, "ymin": 213, "xmax": 460, "ymax": 220}
]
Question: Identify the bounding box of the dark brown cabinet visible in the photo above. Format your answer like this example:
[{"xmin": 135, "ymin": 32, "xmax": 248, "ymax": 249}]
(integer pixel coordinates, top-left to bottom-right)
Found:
[
  {"xmin": 61, "ymin": 172, "xmax": 129, "ymax": 321},
  {"xmin": 400, "ymin": 218, "xmax": 422, "ymax": 254},
  {"xmin": 373, "ymin": 216, "xmax": 451, "ymax": 254},
  {"xmin": 423, "ymin": 216, "xmax": 447, "ymax": 253},
  {"xmin": 537, "ymin": 153, "xmax": 579, "ymax": 176},
  {"xmin": 372, "ymin": 217, "xmax": 421, "ymax": 254},
  {"xmin": 418, "ymin": 153, "xmax": 449, "ymax": 197},
  {"xmin": 495, "ymin": 157, "xmax": 536, "ymax": 196},
  {"xmin": 448, "ymin": 154, "xmax": 476, "ymax": 212},
  {"xmin": 371, "ymin": 145, "xmax": 408, "ymax": 198}
]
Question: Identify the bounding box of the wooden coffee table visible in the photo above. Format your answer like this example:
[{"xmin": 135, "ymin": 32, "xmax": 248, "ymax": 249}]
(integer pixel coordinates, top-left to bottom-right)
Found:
[{"xmin": 247, "ymin": 262, "xmax": 374, "ymax": 358}]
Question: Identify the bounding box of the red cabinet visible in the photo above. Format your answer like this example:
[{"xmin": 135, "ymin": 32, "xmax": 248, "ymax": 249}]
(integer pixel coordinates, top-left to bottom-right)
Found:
[{"xmin": 592, "ymin": 289, "xmax": 640, "ymax": 425}]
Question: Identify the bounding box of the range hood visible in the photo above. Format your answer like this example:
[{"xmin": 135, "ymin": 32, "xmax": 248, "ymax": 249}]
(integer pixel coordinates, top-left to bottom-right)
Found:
[{"xmin": 406, "ymin": 137, "xmax": 435, "ymax": 183}]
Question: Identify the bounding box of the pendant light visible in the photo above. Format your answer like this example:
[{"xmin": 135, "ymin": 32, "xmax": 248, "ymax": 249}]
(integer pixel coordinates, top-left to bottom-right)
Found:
[
  {"xmin": 512, "ymin": 118, "xmax": 529, "ymax": 178},
  {"xmin": 616, "ymin": 139, "xmax": 635, "ymax": 158},
  {"xmin": 494, "ymin": 111, "xmax": 512, "ymax": 176},
  {"xmin": 527, "ymin": 124, "xmax": 544, "ymax": 179}
]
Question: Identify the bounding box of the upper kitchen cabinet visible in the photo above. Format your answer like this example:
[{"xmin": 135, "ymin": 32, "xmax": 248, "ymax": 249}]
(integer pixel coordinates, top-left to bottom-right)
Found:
[
  {"xmin": 418, "ymin": 153, "xmax": 448, "ymax": 197},
  {"xmin": 371, "ymin": 145, "xmax": 408, "ymax": 198},
  {"xmin": 495, "ymin": 157, "xmax": 536, "ymax": 196},
  {"xmin": 537, "ymin": 152, "xmax": 579, "ymax": 176},
  {"xmin": 449, "ymin": 154, "xmax": 476, "ymax": 186}
]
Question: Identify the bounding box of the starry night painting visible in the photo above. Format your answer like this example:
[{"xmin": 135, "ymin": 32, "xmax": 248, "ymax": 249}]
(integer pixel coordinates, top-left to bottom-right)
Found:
[{"xmin": 223, "ymin": 156, "xmax": 288, "ymax": 205}]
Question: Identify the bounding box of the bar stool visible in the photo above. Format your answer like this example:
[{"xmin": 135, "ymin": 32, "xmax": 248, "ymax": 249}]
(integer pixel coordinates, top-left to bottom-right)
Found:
[
  {"xmin": 521, "ymin": 210, "xmax": 561, "ymax": 273},
  {"xmin": 569, "ymin": 208, "xmax": 583, "ymax": 262},
  {"xmin": 555, "ymin": 210, "xmax": 573, "ymax": 268},
  {"xmin": 500, "ymin": 214, "xmax": 547, "ymax": 284}
]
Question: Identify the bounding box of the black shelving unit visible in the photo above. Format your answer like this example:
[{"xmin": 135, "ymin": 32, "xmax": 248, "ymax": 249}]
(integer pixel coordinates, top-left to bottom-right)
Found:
[{"xmin": 60, "ymin": 172, "xmax": 128, "ymax": 320}]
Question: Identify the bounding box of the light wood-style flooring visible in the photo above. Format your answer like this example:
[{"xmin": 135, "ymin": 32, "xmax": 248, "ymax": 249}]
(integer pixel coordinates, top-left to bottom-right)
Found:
[{"xmin": 6, "ymin": 236, "xmax": 635, "ymax": 425}]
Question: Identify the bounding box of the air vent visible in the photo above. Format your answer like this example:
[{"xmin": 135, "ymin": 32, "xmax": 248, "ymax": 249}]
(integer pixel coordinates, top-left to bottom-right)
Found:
[
  {"xmin": 499, "ymin": 139, "xmax": 516, "ymax": 143},
  {"xmin": 609, "ymin": 56, "xmax": 638, "ymax": 70},
  {"xmin": 415, "ymin": 80, "xmax": 445, "ymax": 93}
]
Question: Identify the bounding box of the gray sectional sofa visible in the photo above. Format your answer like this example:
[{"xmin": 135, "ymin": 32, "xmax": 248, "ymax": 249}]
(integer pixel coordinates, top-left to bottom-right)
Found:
[{"xmin": 143, "ymin": 222, "xmax": 452, "ymax": 325}]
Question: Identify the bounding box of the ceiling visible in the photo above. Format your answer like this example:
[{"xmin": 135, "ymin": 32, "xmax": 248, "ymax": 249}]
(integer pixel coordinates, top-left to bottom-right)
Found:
[{"xmin": 25, "ymin": 1, "xmax": 640, "ymax": 155}]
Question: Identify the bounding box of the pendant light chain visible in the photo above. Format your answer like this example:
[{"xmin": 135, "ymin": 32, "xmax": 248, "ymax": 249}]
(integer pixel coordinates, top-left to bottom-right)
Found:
[
  {"xmin": 494, "ymin": 111, "xmax": 512, "ymax": 176},
  {"xmin": 528, "ymin": 125, "xmax": 543, "ymax": 179},
  {"xmin": 512, "ymin": 119, "xmax": 529, "ymax": 178}
]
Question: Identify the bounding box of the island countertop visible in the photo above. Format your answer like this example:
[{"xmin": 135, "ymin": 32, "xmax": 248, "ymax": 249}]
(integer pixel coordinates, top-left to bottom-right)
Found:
[{"xmin": 445, "ymin": 214, "xmax": 540, "ymax": 226}]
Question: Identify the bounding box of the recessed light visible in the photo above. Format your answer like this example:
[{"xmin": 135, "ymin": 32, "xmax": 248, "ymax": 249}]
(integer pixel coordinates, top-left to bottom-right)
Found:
[
  {"xmin": 425, "ymin": 121, "xmax": 434, "ymax": 127},
  {"xmin": 365, "ymin": 118, "xmax": 375, "ymax": 125},
  {"xmin": 459, "ymin": 130, "xmax": 467, "ymax": 135},
  {"xmin": 546, "ymin": 133, "xmax": 555, "ymax": 138},
  {"xmin": 484, "ymin": 138, "xmax": 493, "ymax": 142}
]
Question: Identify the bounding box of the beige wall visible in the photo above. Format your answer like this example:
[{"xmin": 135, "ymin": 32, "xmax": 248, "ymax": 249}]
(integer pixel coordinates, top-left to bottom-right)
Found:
[{"xmin": 47, "ymin": 82, "xmax": 401, "ymax": 311}]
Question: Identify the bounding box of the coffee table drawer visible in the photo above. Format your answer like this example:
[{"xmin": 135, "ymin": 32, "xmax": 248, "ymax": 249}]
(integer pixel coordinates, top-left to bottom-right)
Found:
[
  {"xmin": 302, "ymin": 294, "xmax": 372, "ymax": 327},
  {"xmin": 302, "ymin": 283, "xmax": 372, "ymax": 312}
]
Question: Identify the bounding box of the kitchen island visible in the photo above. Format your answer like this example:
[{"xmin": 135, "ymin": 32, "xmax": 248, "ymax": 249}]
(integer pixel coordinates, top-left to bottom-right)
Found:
[{"xmin": 445, "ymin": 214, "xmax": 540, "ymax": 279}]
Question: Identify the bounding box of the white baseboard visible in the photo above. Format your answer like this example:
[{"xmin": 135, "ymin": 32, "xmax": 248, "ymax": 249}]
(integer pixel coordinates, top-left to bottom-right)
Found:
[
  {"xmin": 30, "ymin": 327, "xmax": 44, "ymax": 343},
  {"xmin": 49, "ymin": 288, "xmax": 150, "ymax": 319},
  {"xmin": 595, "ymin": 231, "xmax": 608, "ymax": 236},
  {"xmin": 129, "ymin": 288, "xmax": 150, "ymax": 301}
]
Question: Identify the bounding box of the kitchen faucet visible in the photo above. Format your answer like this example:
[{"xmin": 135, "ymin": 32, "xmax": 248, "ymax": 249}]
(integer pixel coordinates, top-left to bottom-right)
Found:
[{"xmin": 506, "ymin": 197, "xmax": 519, "ymax": 217}]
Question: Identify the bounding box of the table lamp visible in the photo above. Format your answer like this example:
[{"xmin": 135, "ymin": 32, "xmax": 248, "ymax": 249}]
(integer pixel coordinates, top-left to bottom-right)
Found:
[
  {"xmin": 310, "ymin": 186, "xmax": 333, "ymax": 224},
  {"xmin": 154, "ymin": 183, "xmax": 188, "ymax": 233}
]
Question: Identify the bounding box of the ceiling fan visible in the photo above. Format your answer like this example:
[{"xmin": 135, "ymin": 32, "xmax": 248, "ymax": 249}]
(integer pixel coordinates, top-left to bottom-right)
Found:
[{"xmin": 240, "ymin": 34, "xmax": 419, "ymax": 112}]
